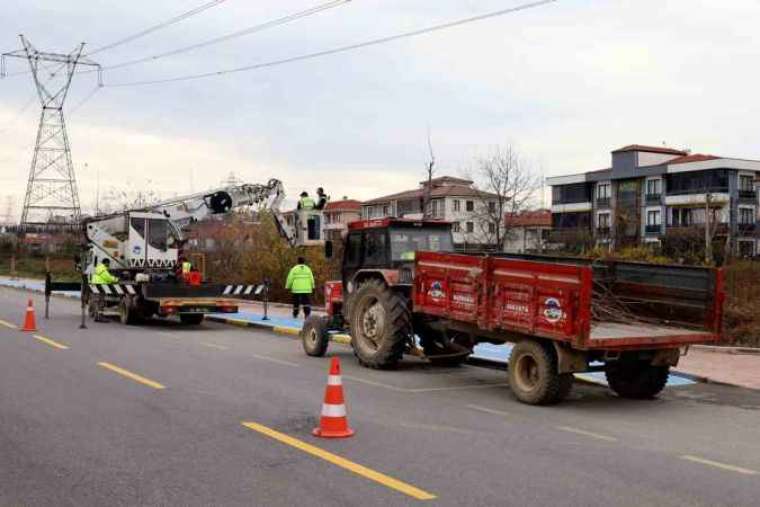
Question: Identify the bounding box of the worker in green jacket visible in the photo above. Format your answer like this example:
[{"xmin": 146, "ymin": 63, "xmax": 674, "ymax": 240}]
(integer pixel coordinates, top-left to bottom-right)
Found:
[
  {"xmin": 285, "ymin": 256, "xmax": 315, "ymax": 318},
  {"xmin": 91, "ymin": 258, "xmax": 119, "ymax": 284},
  {"xmin": 297, "ymin": 191, "xmax": 316, "ymax": 210}
]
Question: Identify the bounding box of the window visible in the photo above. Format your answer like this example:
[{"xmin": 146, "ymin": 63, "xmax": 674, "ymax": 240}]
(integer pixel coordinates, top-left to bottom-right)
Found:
[
  {"xmin": 452, "ymin": 222, "xmax": 461, "ymax": 233},
  {"xmin": 740, "ymin": 175, "xmax": 754, "ymax": 192},
  {"xmin": 597, "ymin": 183, "xmax": 610, "ymax": 199},
  {"xmin": 666, "ymin": 169, "xmax": 729, "ymax": 195},
  {"xmin": 488, "ymin": 201, "xmax": 496, "ymax": 213},
  {"xmin": 466, "ymin": 200, "xmax": 474, "ymax": 212},
  {"xmin": 597, "ymin": 213, "xmax": 610, "ymax": 228},
  {"xmin": 466, "ymin": 222, "xmax": 474, "ymax": 233},
  {"xmin": 739, "ymin": 207, "xmax": 755, "ymax": 224},
  {"xmin": 363, "ymin": 230, "xmax": 387, "ymax": 266},
  {"xmin": 553, "ymin": 183, "xmax": 592, "ymax": 204},
  {"xmin": 390, "ymin": 228, "xmax": 454, "ymax": 261},
  {"xmin": 382, "ymin": 205, "xmax": 390, "ymax": 216},
  {"xmin": 453, "ymin": 200, "xmax": 461, "ymax": 212},
  {"xmin": 488, "ymin": 222, "xmax": 496, "ymax": 234},
  {"xmin": 646, "ymin": 179, "xmax": 662, "ymax": 196},
  {"xmin": 647, "ymin": 210, "xmax": 661, "ymax": 226},
  {"xmin": 147, "ymin": 219, "xmax": 168, "ymax": 251},
  {"xmin": 130, "ymin": 217, "xmax": 146, "ymax": 239},
  {"xmin": 345, "ymin": 233, "xmax": 362, "ymax": 267}
]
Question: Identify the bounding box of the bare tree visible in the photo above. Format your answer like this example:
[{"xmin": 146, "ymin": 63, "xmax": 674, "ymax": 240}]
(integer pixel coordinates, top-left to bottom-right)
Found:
[
  {"xmin": 467, "ymin": 145, "xmax": 542, "ymax": 249},
  {"xmin": 99, "ymin": 181, "xmax": 162, "ymax": 215},
  {"xmin": 422, "ymin": 127, "xmax": 435, "ymax": 219}
]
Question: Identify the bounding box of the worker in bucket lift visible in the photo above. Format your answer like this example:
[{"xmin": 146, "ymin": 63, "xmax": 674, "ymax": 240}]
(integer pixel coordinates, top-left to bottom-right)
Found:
[
  {"xmin": 285, "ymin": 256, "xmax": 315, "ymax": 318},
  {"xmin": 297, "ymin": 191, "xmax": 315, "ymax": 210},
  {"xmin": 315, "ymin": 187, "xmax": 328, "ymax": 210}
]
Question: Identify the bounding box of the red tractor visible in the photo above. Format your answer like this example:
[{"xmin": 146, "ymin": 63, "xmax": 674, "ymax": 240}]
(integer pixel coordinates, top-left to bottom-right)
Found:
[{"xmin": 301, "ymin": 218, "xmax": 469, "ymax": 368}]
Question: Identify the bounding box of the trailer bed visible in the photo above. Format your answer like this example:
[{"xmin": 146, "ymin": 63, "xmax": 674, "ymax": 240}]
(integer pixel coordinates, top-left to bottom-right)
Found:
[{"xmin": 413, "ymin": 251, "xmax": 725, "ymax": 351}]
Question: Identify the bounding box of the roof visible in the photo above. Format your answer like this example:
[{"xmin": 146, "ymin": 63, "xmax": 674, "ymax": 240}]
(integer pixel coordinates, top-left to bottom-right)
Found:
[
  {"xmin": 418, "ymin": 176, "xmax": 473, "ymax": 187},
  {"xmin": 666, "ymin": 153, "xmax": 720, "ymax": 165},
  {"xmin": 325, "ymin": 199, "xmax": 361, "ymax": 211},
  {"xmin": 612, "ymin": 144, "xmax": 688, "ymax": 156},
  {"xmin": 504, "ymin": 210, "xmax": 551, "ymax": 227},
  {"xmin": 364, "ymin": 183, "xmax": 497, "ymax": 205}
]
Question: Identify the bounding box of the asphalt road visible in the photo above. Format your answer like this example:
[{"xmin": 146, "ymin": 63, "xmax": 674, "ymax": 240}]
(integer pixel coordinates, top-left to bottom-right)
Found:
[{"xmin": 1, "ymin": 287, "xmax": 760, "ymax": 507}]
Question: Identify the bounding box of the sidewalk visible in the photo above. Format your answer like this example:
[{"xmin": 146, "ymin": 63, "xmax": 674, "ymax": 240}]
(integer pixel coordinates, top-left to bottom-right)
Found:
[
  {"xmin": 676, "ymin": 349, "xmax": 760, "ymax": 390},
  {"xmin": 2, "ymin": 275, "xmax": 758, "ymax": 390}
]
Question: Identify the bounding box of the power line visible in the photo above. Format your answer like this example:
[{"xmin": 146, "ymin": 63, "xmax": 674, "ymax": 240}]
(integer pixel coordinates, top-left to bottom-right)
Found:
[
  {"xmin": 102, "ymin": 0, "xmax": 350, "ymax": 71},
  {"xmin": 68, "ymin": 84, "xmax": 103, "ymax": 115},
  {"xmin": 106, "ymin": 0, "xmax": 557, "ymax": 88},
  {"xmin": 86, "ymin": 0, "xmax": 229, "ymax": 56}
]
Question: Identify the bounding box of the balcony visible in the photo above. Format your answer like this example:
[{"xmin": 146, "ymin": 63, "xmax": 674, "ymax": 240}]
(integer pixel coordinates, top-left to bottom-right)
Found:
[
  {"xmin": 737, "ymin": 223, "xmax": 759, "ymax": 236},
  {"xmin": 738, "ymin": 190, "xmax": 757, "ymax": 202},
  {"xmin": 548, "ymin": 228, "xmax": 593, "ymax": 244},
  {"xmin": 667, "ymin": 223, "xmax": 730, "ymax": 236},
  {"xmin": 645, "ymin": 194, "xmax": 661, "ymax": 205},
  {"xmin": 645, "ymin": 224, "xmax": 662, "ymax": 235},
  {"xmin": 596, "ymin": 197, "xmax": 610, "ymax": 208}
]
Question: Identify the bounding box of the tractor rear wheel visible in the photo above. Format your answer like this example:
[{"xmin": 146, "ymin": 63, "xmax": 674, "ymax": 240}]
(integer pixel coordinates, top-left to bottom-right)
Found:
[{"xmin": 349, "ymin": 279, "xmax": 410, "ymax": 369}]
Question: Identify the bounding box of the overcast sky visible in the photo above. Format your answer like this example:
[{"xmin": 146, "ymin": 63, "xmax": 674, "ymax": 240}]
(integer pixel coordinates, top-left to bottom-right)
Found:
[{"xmin": 1, "ymin": 0, "xmax": 758, "ymax": 218}]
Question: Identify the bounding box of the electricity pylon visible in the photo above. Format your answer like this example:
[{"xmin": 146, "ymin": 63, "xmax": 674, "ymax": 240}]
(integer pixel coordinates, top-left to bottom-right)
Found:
[{"xmin": 2, "ymin": 35, "xmax": 101, "ymax": 231}]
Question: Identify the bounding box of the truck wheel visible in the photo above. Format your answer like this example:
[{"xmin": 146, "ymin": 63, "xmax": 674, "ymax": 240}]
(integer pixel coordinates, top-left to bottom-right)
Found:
[
  {"xmin": 349, "ymin": 279, "xmax": 410, "ymax": 369},
  {"xmin": 179, "ymin": 314, "xmax": 204, "ymax": 325},
  {"xmin": 605, "ymin": 363, "xmax": 669, "ymax": 399},
  {"xmin": 508, "ymin": 340, "xmax": 570, "ymax": 405},
  {"xmin": 119, "ymin": 298, "xmax": 135, "ymax": 325},
  {"xmin": 302, "ymin": 316, "xmax": 330, "ymax": 357}
]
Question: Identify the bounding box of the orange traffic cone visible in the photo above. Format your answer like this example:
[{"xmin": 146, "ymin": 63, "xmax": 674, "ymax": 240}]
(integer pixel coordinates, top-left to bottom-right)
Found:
[
  {"xmin": 313, "ymin": 357, "xmax": 354, "ymax": 438},
  {"xmin": 21, "ymin": 299, "xmax": 37, "ymax": 332}
]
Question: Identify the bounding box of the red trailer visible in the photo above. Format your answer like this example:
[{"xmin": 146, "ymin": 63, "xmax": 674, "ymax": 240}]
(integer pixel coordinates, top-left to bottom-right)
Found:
[{"xmin": 302, "ymin": 219, "xmax": 725, "ymax": 405}]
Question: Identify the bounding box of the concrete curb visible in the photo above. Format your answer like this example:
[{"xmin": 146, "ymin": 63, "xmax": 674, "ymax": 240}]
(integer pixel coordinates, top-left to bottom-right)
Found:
[{"xmin": 691, "ymin": 345, "xmax": 760, "ymax": 356}]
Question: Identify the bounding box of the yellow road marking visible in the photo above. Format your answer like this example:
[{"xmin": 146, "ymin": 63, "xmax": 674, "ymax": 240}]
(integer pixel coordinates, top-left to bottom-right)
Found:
[
  {"xmin": 680, "ymin": 455, "xmax": 758, "ymax": 475},
  {"xmin": 200, "ymin": 342, "xmax": 228, "ymax": 350},
  {"xmin": 556, "ymin": 426, "xmax": 617, "ymax": 442},
  {"xmin": 273, "ymin": 326, "xmax": 300, "ymax": 336},
  {"xmin": 33, "ymin": 334, "xmax": 69, "ymax": 350},
  {"xmin": 0, "ymin": 319, "xmax": 18, "ymax": 329},
  {"xmin": 97, "ymin": 362, "xmax": 166, "ymax": 390},
  {"xmin": 250, "ymin": 353, "xmax": 299, "ymax": 367},
  {"xmin": 241, "ymin": 421, "xmax": 436, "ymax": 501},
  {"xmin": 466, "ymin": 404, "xmax": 511, "ymax": 417}
]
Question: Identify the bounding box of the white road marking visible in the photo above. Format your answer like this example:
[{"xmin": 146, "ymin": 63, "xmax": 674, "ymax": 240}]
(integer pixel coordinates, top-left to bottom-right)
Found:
[
  {"xmin": 399, "ymin": 421, "xmax": 474, "ymax": 435},
  {"xmin": 466, "ymin": 404, "xmax": 511, "ymax": 417},
  {"xmin": 680, "ymin": 455, "xmax": 758, "ymax": 475},
  {"xmin": 342, "ymin": 375, "xmax": 507, "ymax": 393},
  {"xmin": 200, "ymin": 342, "xmax": 228, "ymax": 350},
  {"xmin": 250, "ymin": 353, "xmax": 299, "ymax": 367},
  {"xmin": 556, "ymin": 426, "xmax": 617, "ymax": 442}
]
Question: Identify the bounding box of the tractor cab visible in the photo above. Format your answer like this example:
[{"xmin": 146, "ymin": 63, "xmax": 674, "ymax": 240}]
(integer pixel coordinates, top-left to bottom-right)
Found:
[{"xmin": 334, "ymin": 218, "xmax": 454, "ymax": 293}]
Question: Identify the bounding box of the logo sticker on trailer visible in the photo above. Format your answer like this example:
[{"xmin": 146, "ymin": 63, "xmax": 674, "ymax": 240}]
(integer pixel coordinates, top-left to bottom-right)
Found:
[
  {"xmin": 428, "ymin": 281, "xmax": 445, "ymax": 299},
  {"xmin": 543, "ymin": 297, "xmax": 563, "ymax": 323}
]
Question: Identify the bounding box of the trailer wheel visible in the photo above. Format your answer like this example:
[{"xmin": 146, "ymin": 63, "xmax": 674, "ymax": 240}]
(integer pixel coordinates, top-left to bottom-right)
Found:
[
  {"xmin": 349, "ymin": 279, "xmax": 410, "ymax": 369},
  {"xmin": 179, "ymin": 314, "xmax": 204, "ymax": 325},
  {"xmin": 302, "ymin": 315, "xmax": 330, "ymax": 357},
  {"xmin": 508, "ymin": 340, "xmax": 570, "ymax": 405},
  {"xmin": 605, "ymin": 363, "xmax": 669, "ymax": 399}
]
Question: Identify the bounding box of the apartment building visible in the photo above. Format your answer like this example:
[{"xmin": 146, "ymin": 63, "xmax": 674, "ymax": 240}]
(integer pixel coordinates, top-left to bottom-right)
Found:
[
  {"xmin": 547, "ymin": 144, "xmax": 760, "ymax": 256},
  {"xmin": 361, "ymin": 176, "xmax": 499, "ymax": 247}
]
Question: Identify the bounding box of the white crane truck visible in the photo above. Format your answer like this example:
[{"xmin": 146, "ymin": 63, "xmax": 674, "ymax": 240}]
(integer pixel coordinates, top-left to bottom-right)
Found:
[{"xmin": 46, "ymin": 178, "xmax": 324, "ymax": 326}]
